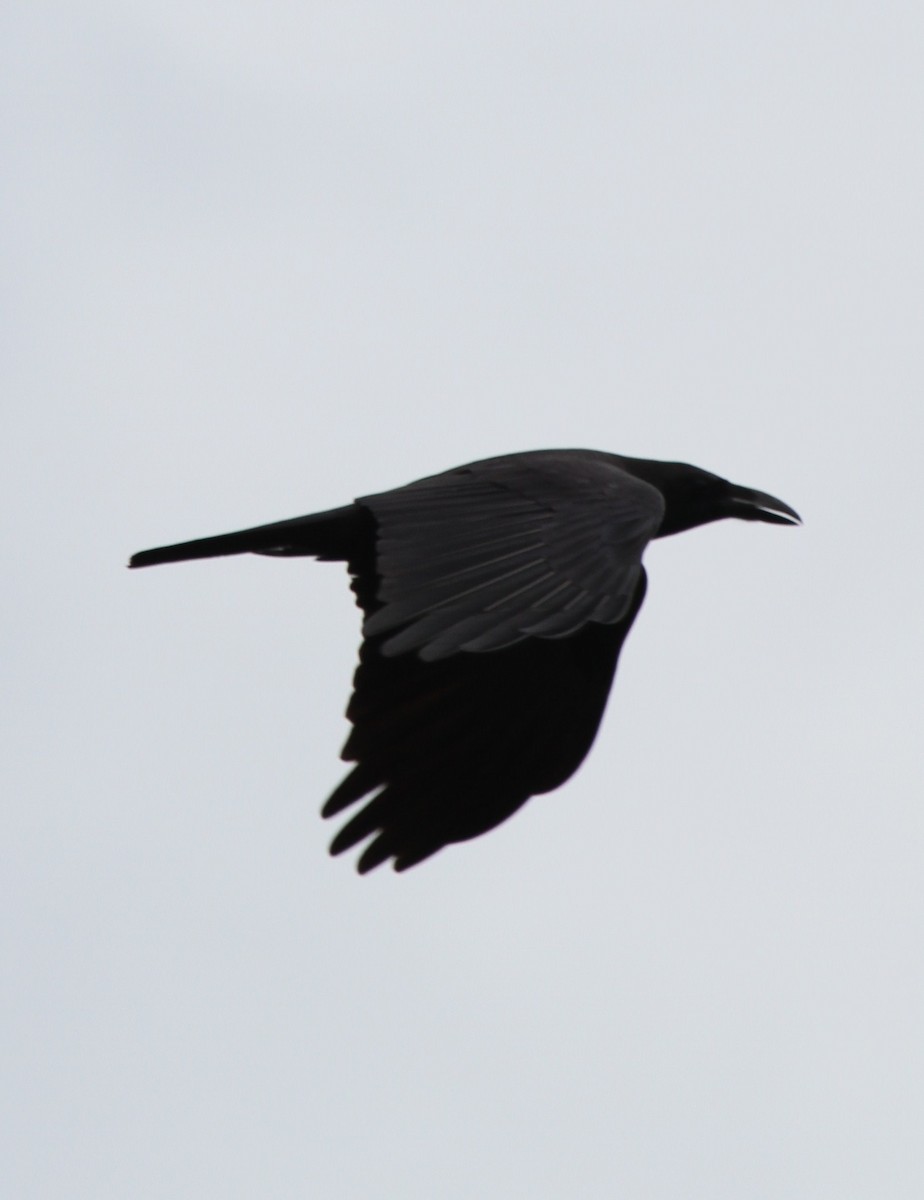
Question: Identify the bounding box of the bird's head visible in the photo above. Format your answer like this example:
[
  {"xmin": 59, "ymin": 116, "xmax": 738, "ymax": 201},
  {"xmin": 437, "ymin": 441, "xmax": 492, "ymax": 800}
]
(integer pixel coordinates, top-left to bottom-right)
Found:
[{"xmin": 621, "ymin": 459, "xmax": 801, "ymax": 538}]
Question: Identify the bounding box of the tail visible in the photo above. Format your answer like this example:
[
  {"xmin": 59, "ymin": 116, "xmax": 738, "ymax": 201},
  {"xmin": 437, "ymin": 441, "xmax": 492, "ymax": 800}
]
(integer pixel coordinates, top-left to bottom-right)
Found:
[{"xmin": 129, "ymin": 504, "xmax": 368, "ymax": 569}]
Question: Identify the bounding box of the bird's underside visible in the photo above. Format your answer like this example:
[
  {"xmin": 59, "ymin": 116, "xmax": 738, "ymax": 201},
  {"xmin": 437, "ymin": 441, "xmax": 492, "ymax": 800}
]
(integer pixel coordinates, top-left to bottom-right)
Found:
[{"xmin": 129, "ymin": 448, "xmax": 800, "ymax": 872}]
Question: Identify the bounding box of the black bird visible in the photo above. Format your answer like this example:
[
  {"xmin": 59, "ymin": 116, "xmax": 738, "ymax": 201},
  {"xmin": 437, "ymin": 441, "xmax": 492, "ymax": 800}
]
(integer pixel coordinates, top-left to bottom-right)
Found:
[{"xmin": 130, "ymin": 450, "xmax": 799, "ymax": 873}]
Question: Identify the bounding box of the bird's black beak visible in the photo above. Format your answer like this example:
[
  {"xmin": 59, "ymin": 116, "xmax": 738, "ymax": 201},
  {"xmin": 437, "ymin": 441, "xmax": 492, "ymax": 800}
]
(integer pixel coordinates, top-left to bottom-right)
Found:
[{"xmin": 726, "ymin": 483, "xmax": 802, "ymax": 526}]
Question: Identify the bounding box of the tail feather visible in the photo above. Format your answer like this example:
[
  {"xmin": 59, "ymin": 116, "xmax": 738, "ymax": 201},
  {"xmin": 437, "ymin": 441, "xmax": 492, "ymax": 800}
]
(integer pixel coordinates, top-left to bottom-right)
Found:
[{"xmin": 129, "ymin": 504, "xmax": 365, "ymax": 569}]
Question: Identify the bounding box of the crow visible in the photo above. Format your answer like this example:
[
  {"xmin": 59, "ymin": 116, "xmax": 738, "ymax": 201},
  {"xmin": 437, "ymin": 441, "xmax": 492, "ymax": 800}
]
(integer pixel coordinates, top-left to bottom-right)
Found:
[{"xmin": 130, "ymin": 449, "xmax": 800, "ymax": 872}]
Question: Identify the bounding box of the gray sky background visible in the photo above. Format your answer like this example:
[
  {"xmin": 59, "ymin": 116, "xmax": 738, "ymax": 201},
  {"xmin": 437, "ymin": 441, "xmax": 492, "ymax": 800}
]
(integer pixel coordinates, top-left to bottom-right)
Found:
[{"xmin": 4, "ymin": 3, "xmax": 923, "ymax": 1196}]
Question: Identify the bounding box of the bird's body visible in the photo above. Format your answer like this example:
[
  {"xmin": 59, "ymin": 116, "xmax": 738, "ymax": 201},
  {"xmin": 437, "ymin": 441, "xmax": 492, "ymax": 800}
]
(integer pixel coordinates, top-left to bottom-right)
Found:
[{"xmin": 130, "ymin": 449, "xmax": 799, "ymax": 872}]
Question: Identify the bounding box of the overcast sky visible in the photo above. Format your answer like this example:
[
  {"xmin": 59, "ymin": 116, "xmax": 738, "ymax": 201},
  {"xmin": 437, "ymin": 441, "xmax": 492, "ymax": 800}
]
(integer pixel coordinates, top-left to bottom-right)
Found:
[{"xmin": 4, "ymin": 3, "xmax": 923, "ymax": 1197}]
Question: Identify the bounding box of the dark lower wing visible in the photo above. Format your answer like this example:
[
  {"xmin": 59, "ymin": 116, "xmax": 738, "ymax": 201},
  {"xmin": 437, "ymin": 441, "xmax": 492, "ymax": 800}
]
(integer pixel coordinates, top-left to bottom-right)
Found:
[{"xmin": 324, "ymin": 569, "xmax": 648, "ymax": 872}]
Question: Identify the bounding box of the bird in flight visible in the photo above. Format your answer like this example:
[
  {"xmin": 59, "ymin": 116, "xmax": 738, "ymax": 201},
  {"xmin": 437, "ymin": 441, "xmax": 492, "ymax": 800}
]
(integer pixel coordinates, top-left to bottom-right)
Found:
[{"xmin": 130, "ymin": 449, "xmax": 800, "ymax": 873}]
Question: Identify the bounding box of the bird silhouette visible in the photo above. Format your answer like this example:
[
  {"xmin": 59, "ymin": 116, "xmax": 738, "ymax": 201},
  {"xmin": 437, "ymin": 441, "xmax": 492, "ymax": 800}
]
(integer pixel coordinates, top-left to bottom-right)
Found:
[{"xmin": 130, "ymin": 450, "xmax": 800, "ymax": 872}]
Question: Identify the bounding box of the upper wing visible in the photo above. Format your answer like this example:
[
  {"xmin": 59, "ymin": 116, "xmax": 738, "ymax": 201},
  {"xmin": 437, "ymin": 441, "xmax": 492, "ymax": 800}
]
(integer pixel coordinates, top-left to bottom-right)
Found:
[{"xmin": 358, "ymin": 452, "xmax": 664, "ymax": 660}]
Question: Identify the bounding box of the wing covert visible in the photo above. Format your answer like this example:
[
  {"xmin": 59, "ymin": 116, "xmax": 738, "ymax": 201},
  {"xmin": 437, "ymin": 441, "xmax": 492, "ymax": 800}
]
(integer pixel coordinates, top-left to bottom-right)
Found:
[{"xmin": 358, "ymin": 452, "xmax": 663, "ymax": 660}]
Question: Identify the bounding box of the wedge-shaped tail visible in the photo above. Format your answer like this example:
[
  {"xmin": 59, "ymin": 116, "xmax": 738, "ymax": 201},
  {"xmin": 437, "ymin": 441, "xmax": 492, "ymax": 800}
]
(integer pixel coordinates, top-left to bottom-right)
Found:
[{"xmin": 129, "ymin": 505, "xmax": 365, "ymax": 569}]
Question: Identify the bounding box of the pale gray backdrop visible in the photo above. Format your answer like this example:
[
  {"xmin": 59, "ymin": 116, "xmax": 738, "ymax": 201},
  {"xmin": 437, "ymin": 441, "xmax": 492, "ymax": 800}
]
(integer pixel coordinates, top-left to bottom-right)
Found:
[{"xmin": 4, "ymin": 3, "xmax": 922, "ymax": 1197}]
